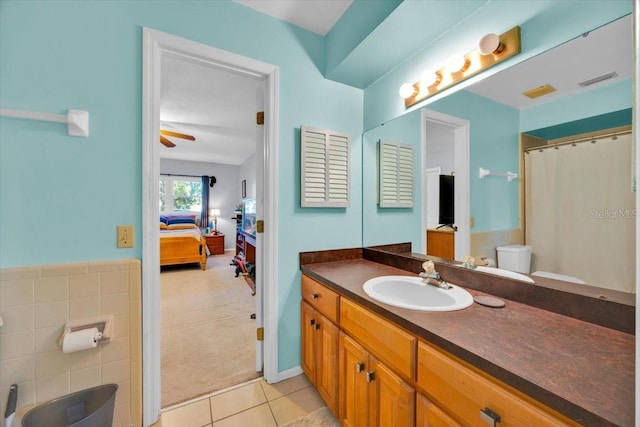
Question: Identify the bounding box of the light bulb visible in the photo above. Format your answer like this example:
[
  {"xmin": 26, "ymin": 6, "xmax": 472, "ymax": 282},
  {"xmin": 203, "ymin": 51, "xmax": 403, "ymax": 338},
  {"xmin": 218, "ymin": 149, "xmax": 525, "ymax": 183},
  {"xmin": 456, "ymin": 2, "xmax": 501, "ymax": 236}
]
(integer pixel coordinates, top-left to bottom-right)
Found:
[
  {"xmin": 398, "ymin": 83, "xmax": 416, "ymax": 99},
  {"xmin": 420, "ymin": 70, "xmax": 441, "ymax": 87},
  {"xmin": 447, "ymin": 54, "xmax": 469, "ymax": 73},
  {"xmin": 478, "ymin": 33, "xmax": 503, "ymax": 55}
]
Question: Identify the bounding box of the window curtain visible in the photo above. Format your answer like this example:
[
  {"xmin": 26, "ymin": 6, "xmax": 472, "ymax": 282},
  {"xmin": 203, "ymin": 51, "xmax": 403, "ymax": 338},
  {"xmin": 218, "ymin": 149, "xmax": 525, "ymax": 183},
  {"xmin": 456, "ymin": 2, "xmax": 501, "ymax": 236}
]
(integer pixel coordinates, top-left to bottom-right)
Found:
[
  {"xmin": 201, "ymin": 175, "xmax": 210, "ymax": 229},
  {"xmin": 524, "ymin": 132, "xmax": 635, "ymax": 292}
]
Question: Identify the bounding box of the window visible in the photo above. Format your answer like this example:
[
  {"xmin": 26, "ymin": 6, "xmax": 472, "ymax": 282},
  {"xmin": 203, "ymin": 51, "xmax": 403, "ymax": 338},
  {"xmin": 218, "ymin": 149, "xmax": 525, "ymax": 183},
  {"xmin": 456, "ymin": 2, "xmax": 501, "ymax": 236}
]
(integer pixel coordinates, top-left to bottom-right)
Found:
[{"xmin": 159, "ymin": 175, "xmax": 202, "ymax": 213}]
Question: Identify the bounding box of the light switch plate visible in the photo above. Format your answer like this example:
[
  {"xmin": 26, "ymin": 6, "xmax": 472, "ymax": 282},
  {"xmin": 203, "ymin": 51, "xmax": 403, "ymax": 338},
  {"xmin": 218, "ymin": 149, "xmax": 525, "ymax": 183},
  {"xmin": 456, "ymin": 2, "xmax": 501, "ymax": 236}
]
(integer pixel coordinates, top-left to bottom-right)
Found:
[{"xmin": 117, "ymin": 225, "xmax": 134, "ymax": 248}]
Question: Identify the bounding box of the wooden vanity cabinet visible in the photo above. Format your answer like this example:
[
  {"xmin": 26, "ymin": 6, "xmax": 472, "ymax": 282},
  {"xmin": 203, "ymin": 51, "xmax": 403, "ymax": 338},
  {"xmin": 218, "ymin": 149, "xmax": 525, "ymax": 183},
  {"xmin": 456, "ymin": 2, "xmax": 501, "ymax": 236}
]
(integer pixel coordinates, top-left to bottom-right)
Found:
[
  {"xmin": 301, "ymin": 273, "xmax": 576, "ymax": 427},
  {"xmin": 339, "ymin": 333, "xmax": 414, "ymax": 427},
  {"xmin": 416, "ymin": 393, "xmax": 462, "ymax": 427},
  {"xmin": 339, "ymin": 298, "xmax": 416, "ymax": 427},
  {"xmin": 300, "ymin": 276, "xmax": 340, "ymax": 415},
  {"xmin": 417, "ymin": 341, "xmax": 578, "ymax": 427},
  {"xmin": 301, "ymin": 301, "xmax": 339, "ymax": 414}
]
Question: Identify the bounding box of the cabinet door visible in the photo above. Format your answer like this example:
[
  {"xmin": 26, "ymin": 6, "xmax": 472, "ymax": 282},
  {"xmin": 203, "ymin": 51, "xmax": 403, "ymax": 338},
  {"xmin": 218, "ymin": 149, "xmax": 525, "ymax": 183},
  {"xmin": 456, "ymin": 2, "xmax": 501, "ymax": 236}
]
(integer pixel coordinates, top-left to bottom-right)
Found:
[
  {"xmin": 339, "ymin": 333, "xmax": 370, "ymax": 427},
  {"xmin": 301, "ymin": 301, "xmax": 317, "ymax": 382},
  {"xmin": 373, "ymin": 357, "xmax": 414, "ymax": 427},
  {"xmin": 416, "ymin": 393, "xmax": 462, "ymax": 427},
  {"xmin": 417, "ymin": 341, "xmax": 577, "ymax": 426},
  {"xmin": 316, "ymin": 312, "xmax": 339, "ymax": 415}
]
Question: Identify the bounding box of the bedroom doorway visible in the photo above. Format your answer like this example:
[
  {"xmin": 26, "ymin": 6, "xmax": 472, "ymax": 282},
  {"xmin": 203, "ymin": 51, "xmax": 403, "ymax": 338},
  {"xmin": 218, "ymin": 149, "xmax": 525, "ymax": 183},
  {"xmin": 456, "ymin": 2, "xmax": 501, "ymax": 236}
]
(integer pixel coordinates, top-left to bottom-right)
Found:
[
  {"xmin": 422, "ymin": 109, "xmax": 470, "ymax": 259},
  {"xmin": 142, "ymin": 28, "xmax": 280, "ymax": 425}
]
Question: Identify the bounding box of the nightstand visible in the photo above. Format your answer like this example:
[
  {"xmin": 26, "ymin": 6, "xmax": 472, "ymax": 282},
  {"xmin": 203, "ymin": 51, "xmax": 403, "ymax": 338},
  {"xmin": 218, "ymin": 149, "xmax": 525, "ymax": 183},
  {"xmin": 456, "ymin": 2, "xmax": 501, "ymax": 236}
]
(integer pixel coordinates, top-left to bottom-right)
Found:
[{"xmin": 205, "ymin": 233, "xmax": 225, "ymax": 255}]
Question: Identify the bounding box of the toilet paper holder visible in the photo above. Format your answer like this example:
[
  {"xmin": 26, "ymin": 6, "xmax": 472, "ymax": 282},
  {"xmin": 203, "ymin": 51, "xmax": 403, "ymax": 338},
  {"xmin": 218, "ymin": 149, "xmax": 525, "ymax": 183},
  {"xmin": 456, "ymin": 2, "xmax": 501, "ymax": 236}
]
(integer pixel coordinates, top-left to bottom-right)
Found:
[{"xmin": 60, "ymin": 316, "xmax": 113, "ymax": 348}]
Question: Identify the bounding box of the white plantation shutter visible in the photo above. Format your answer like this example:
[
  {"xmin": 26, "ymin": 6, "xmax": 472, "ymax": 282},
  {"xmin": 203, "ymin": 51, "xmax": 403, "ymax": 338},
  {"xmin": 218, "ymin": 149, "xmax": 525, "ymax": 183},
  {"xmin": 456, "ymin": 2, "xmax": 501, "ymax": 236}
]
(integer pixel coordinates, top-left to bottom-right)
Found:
[
  {"xmin": 378, "ymin": 140, "xmax": 414, "ymax": 208},
  {"xmin": 301, "ymin": 126, "xmax": 350, "ymax": 207}
]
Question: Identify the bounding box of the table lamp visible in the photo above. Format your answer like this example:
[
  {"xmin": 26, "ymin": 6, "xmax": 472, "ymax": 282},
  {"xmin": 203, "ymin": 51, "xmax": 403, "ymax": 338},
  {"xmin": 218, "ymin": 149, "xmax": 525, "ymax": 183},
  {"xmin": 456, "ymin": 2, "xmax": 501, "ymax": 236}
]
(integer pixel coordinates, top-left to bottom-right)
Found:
[{"xmin": 210, "ymin": 208, "xmax": 221, "ymax": 234}]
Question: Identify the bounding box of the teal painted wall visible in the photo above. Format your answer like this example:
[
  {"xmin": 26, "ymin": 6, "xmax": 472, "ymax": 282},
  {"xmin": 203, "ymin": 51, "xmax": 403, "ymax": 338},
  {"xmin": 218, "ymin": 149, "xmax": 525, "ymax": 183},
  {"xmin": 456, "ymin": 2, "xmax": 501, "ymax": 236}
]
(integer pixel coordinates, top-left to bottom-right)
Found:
[
  {"xmin": 362, "ymin": 110, "xmax": 422, "ymax": 249},
  {"xmin": 0, "ymin": 0, "xmax": 363, "ymax": 373},
  {"xmin": 430, "ymin": 91, "xmax": 520, "ymax": 231},
  {"xmin": 520, "ymin": 79, "xmax": 633, "ymax": 132},
  {"xmin": 362, "ymin": 91, "xmax": 520, "ymax": 246}
]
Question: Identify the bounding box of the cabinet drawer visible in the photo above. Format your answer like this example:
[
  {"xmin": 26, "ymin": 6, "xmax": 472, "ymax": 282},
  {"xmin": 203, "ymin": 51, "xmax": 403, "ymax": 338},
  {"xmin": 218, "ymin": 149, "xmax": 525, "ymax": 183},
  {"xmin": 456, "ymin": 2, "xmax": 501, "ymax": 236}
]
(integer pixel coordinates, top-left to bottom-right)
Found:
[
  {"xmin": 302, "ymin": 275, "xmax": 340, "ymax": 324},
  {"xmin": 417, "ymin": 341, "xmax": 577, "ymax": 427},
  {"xmin": 340, "ymin": 298, "xmax": 415, "ymax": 380}
]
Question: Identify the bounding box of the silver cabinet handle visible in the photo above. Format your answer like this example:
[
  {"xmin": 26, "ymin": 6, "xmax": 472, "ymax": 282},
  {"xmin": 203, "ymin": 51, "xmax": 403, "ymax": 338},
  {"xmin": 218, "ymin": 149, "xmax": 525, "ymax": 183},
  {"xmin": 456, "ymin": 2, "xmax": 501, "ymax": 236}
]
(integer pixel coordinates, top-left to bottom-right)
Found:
[
  {"xmin": 480, "ymin": 407, "xmax": 501, "ymax": 426},
  {"xmin": 309, "ymin": 319, "xmax": 315, "ymax": 326},
  {"xmin": 355, "ymin": 362, "xmax": 365, "ymax": 373},
  {"xmin": 366, "ymin": 371, "xmax": 375, "ymax": 383},
  {"xmin": 311, "ymin": 293, "xmax": 319, "ymax": 299}
]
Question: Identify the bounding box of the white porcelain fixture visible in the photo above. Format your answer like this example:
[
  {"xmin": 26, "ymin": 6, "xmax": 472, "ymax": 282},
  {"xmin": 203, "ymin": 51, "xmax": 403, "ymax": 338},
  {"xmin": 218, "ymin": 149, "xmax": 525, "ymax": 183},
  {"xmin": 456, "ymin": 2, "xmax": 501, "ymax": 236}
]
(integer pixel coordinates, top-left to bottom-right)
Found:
[
  {"xmin": 475, "ymin": 265, "xmax": 535, "ymax": 283},
  {"xmin": 496, "ymin": 244, "xmax": 532, "ymax": 273},
  {"xmin": 363, "ymin": 276, "xmax": 473, "ymax": 311}
]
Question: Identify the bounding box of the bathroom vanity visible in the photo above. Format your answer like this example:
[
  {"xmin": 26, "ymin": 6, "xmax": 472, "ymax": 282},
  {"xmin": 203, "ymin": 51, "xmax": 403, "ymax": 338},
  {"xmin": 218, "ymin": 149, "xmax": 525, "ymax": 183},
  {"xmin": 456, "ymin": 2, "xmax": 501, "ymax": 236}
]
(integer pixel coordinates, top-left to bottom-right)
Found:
[{"xmin": 299, "ymin": 246, "xmax": 634, "ymax": 426}]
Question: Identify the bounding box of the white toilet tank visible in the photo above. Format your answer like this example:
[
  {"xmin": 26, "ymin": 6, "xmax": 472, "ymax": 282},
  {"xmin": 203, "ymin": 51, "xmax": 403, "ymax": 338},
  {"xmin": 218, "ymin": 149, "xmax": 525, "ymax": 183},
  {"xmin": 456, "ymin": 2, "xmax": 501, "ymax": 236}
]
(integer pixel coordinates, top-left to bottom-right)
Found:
[{"xmin": 496, "ymin": 245, "xmax": 532, "ymax": 274}]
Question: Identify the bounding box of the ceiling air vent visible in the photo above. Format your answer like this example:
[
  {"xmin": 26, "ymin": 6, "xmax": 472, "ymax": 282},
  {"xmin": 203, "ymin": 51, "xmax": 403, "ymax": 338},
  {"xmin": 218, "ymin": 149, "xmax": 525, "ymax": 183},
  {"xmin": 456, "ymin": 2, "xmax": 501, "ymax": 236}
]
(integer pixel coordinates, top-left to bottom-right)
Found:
[
  {"xmin": 522, "ymin": 84, "xmax": 556, "ymax": 99},
  {"xmin": 578, "ymin": 71, "xmax": 617, "ymax": 87}
]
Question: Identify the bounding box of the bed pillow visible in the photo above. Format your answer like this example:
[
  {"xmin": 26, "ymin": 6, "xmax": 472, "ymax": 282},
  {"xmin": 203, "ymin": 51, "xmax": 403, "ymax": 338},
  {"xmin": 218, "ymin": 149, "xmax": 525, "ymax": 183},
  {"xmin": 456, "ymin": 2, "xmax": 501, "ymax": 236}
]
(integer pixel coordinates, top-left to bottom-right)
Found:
[
  {"xmin": 167, "ymin": 223, "xmax": 198, "ymax": 230},
  {"xmin": 166, "ymin": 215, "xmax": 197, "ymax": 225}
]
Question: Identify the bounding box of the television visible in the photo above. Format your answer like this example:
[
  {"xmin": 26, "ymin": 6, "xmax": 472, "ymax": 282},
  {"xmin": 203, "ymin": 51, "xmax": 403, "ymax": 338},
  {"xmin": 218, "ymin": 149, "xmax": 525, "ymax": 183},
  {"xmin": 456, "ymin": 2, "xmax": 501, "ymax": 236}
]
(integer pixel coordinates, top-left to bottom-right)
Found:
[{"xmin": 438, "ymin": 175, "xmax": 455, "ymax": 226}]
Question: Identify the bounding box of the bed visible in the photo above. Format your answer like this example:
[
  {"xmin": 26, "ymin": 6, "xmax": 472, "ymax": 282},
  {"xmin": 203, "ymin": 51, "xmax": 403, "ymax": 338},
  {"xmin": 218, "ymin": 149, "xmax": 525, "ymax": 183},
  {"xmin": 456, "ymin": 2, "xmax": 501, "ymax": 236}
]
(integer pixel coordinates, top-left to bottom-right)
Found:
[{"xmin": 160, "ymin": 215, "xmax": 207, "ymax": 270}]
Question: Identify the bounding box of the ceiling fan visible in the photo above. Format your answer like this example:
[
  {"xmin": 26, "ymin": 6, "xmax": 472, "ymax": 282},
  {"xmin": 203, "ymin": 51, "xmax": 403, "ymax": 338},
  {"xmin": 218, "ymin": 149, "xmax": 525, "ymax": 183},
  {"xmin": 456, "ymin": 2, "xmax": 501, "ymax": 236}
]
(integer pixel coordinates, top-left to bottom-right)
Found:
[{"xmin": 159, "ymin": 129, "xmax": 196, "ymax": 148}]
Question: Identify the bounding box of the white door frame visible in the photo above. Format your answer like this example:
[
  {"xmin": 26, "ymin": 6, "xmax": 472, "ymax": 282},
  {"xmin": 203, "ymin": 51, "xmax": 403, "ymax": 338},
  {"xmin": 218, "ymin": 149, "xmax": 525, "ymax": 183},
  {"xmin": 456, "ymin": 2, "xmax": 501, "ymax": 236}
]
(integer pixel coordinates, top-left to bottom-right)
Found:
[
  {"xmin": 421, "ymin": 109, "xmax": 470, "ymax": 259},
  {"xmin": 142, "ymin": 28, "xmax": 280, "ymax": 426}
]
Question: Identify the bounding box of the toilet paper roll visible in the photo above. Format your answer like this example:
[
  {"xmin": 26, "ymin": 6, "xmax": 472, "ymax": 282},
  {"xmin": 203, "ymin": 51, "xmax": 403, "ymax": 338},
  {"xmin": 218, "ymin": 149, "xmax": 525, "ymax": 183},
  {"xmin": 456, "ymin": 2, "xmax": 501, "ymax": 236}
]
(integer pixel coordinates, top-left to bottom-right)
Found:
[
  {"xmin": 484, "ymin": 258, "xmax": 496, "ymax": 267},
  {"xmin": 62, "ymin": 328, "xmax": 100, "ymax": 353}
]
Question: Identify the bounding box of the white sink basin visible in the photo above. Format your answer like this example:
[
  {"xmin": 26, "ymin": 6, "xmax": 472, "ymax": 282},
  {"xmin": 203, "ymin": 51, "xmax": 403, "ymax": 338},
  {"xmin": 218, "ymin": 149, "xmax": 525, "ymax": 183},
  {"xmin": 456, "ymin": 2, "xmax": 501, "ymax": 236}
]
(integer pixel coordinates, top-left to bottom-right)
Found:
[{"xmin": 363, "ymin": 276, "xmax": 473, "ymax": 312}]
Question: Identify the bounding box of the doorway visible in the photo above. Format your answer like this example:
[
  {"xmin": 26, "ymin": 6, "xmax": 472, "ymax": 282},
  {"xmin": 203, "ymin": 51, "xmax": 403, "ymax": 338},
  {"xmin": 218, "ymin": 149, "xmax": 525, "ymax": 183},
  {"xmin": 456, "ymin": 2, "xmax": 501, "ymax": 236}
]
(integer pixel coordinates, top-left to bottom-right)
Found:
[
  {"xmin": 142, "ymin": 28, "xmax": 280, "ymax": 426},
  {"xmin": 422, "ymin": 109, "xmax": 470, "ymax": 260}
]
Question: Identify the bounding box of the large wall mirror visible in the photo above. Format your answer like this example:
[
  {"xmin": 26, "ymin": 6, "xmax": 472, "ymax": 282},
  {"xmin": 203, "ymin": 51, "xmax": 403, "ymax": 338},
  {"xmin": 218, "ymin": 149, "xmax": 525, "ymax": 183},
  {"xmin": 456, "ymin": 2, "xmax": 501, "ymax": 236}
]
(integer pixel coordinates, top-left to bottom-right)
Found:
[{"xmin": 363, "ymin": 14, "xmax": 634, "ymax": 295}]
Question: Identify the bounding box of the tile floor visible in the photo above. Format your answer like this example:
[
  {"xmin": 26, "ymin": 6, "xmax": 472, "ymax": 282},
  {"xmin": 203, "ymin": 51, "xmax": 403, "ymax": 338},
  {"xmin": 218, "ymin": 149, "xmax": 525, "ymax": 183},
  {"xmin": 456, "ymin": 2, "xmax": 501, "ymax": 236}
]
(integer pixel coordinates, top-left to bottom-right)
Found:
[{"xmin": 152, "ymin": 374, "xmax": 327, "ymax": 427}]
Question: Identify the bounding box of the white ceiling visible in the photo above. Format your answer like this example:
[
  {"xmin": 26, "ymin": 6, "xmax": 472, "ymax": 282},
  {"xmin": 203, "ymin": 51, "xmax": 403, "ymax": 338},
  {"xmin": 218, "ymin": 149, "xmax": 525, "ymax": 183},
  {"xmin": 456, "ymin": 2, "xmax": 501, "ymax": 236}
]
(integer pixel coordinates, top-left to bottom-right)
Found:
[
  {"xmin": 232, "ymin": 0, "xmax": 352, "ymax": 36},
  {"xmin": 160, "ymin": 55, "xmax": 261, "ymax": 165},
  {"xmin": 160, "ymin": 3, "xmax": 631, "ymax": 165}
]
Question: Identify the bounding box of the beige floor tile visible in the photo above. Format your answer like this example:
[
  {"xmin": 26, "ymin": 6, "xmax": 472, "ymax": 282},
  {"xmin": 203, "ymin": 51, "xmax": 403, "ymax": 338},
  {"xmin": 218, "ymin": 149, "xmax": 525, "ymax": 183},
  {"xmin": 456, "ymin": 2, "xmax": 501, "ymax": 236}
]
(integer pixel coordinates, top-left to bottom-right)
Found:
[
  {"xmin": 210, "ymin": 381, "xmax": 267, "ymax": 421},
  {"xmin": 160, "ymin": 398, "xmax": 211, "ymax": 427},
  {"xmin": 212, "ymin": 403, "xmax": 276, "ymax": 427},
  {"xmin": 260, "ymin": 374, "xmax": 311, "ymax": 401},
  {"xmin": 268, "ymin": 386, "xmax": 325, "ymax": 426}
]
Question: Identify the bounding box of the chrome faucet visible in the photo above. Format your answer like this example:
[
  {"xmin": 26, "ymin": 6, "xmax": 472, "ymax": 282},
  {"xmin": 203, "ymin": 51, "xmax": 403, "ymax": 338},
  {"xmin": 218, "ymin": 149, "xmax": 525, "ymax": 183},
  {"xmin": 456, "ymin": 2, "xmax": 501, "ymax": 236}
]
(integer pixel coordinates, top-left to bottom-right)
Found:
[{"xmin": 419, "ymin": 261, "xmax": 453, "ymax": 290}]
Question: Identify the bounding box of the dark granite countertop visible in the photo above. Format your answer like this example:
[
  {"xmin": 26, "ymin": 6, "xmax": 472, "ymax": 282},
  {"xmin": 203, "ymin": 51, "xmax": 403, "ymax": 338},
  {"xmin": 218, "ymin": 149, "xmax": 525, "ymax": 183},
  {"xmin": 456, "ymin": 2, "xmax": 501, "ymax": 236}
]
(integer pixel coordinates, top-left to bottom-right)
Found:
[{"xmin": 301, "ymin": 258, "xmax": 634, "ymax": 427}]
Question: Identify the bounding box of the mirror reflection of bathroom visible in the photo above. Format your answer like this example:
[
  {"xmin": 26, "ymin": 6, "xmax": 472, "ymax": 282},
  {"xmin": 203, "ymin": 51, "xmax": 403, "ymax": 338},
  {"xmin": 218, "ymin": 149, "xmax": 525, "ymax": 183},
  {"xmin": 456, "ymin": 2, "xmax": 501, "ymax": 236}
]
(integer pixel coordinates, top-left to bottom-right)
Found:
[{"xmin": 363, "ymin": 14, "xmax": 634, "ymax": 294}]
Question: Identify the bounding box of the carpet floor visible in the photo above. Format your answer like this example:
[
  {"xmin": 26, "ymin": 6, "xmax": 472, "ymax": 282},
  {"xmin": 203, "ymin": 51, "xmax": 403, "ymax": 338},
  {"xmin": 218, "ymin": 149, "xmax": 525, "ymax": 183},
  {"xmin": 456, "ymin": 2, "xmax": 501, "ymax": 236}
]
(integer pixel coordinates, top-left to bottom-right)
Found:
[{"xmin": 160, "ymin": 251, "xmax": 260, "ymax": 408}]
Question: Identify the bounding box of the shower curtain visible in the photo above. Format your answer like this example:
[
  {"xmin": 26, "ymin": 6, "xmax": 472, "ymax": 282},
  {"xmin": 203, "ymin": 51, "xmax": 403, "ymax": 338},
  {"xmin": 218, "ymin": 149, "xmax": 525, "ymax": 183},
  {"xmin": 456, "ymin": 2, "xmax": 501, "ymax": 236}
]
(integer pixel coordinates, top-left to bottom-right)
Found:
[{"xmin": 524, "ymin": 132, "xmax": 635, "ymax": 293}]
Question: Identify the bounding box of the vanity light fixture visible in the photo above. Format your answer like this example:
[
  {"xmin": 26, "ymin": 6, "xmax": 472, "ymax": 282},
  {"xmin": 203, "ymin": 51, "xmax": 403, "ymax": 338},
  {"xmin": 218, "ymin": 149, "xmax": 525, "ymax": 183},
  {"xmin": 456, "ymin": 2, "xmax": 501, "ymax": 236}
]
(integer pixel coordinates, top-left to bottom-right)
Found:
[
  {"xmin": 477, "ymin": 33, "xmax": 505, "ymax": 55},
  {"xmin": 446, "ymin": 54, "xmax": 470, "ymax": 73},
  {"xmin": 420, "ymin": 69, "xmax": 442, "ymax": 88},
  {"xmin": 400, "ymin": 26, "xmax": 521, "ymax": 108},
  {"xmin": 398, "ymin": 83, "xmax": 417, "ymax": 99}
]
